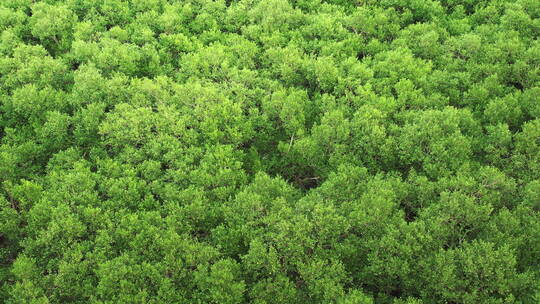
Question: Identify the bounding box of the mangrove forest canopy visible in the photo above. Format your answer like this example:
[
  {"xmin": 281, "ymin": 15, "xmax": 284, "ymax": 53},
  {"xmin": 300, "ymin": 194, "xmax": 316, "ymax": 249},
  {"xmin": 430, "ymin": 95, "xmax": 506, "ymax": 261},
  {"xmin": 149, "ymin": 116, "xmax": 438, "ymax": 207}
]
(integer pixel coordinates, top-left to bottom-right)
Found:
[{"xmin": 1, "ymin": 0, "xmax": 540, "ymax": 303}]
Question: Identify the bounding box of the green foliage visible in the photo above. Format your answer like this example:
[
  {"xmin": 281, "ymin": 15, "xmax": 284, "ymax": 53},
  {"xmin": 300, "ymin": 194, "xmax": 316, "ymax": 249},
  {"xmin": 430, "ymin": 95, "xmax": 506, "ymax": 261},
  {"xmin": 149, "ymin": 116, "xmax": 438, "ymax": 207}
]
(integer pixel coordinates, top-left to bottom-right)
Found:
[{"xmin": 1, "ymin": 0, "xmax": 539, "ymax": 303}]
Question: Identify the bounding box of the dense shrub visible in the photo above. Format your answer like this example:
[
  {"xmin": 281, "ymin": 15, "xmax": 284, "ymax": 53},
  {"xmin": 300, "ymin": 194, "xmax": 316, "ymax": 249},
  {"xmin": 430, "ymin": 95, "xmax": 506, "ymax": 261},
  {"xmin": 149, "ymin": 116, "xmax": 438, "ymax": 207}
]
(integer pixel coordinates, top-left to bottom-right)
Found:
[{"xmin": 1, "ymin": 0, "xmax": 539, "ymax": 303}]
